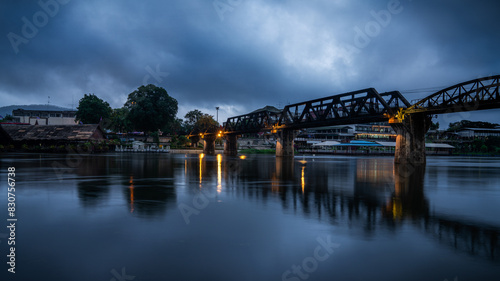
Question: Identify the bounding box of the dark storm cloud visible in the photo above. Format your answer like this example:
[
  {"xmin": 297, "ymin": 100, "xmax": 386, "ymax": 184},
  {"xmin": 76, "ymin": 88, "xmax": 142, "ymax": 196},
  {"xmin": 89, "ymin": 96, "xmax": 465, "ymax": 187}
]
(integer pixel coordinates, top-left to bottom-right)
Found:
[{"xmin": 1, "ymin": 0, "xmax": 499, "ymax": 123}]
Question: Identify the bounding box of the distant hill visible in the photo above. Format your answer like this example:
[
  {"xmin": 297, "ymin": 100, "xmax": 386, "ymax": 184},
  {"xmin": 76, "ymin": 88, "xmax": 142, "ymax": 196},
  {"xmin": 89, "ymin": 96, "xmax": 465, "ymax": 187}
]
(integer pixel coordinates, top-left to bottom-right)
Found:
[{"xmin": 0, "ymin": 104, "xmax": 74, "ymax": 118}]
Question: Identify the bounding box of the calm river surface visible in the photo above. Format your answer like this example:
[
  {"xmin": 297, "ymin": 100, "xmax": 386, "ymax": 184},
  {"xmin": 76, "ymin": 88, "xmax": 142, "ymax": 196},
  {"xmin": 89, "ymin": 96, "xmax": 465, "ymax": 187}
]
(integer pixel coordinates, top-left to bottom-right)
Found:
[{"xmin": 1, "ymin": 153, "xmax": 499, "ymax": 280}]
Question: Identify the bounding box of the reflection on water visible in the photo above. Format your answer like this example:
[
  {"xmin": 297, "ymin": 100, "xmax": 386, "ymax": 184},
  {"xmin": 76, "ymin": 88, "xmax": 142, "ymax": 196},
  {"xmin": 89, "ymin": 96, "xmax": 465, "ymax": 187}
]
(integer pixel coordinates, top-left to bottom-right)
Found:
[
  {"xmin": 123, "ymin": 176, "xmax": 176, "ymax": 217},
  {"xmin": 185, "ymin": 154, "xmax": 499, "ymax": 263},
  {"xmin": 0, "ymin": 153, "xmax": 499, "ymax": 280},
  {"xmin": 385, "ymin": 164, "xmax": 428, "ymax": 220},
  {"xmin": 129, "ymin": 176, "xmax": 134, "ymax": 213},
  {"xmin": 77, "ymin": 178, "xmax": 110, "ymax": 207},
  {"xmin": 217, "ymin": 154, "xmax": 222, "ymax": 193}
]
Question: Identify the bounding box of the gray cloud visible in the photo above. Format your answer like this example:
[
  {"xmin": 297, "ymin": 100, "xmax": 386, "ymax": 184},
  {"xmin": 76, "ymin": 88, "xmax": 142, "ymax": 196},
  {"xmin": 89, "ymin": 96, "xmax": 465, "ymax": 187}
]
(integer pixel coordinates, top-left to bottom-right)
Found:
[{"xmin": 1, "ymin": 0, "xmax": 499, "ymax": 124}]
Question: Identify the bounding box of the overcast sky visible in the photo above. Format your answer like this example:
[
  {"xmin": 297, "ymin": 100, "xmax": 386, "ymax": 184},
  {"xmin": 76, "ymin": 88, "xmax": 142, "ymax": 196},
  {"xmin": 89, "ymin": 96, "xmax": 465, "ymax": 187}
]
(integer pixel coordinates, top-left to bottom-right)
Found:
[{"xmin": 1, "ymin": 0, "xmax": 499, "ymax": 127}]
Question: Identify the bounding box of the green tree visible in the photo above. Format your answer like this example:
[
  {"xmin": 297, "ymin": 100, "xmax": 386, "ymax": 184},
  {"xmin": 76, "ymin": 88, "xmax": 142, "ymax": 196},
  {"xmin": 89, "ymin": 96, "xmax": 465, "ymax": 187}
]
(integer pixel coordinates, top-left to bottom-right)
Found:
[
  {"xmin": 0, "ymin": 114, "xmax": 14, "ymax": 122},
  {"xmin": 472, "ymin": 139, "xmax": 485, "ymax": 152},
  {"xmin": 485, "ymin": 136, "xmax": 500, "ymax": 152},
  {"xmin": 183, "ymin": 109, "xmax": 204, "ymax": 133},
  {"xmin": 184, "ymin": 109, "xmax": 203, "ymax": 124},
  {"xmin": 75, "ymin": 94, "xmax": 112, "ymax": 124},
  {"xmin": 178, "ymin": 135, "xmax": 190, "ymax": 146},
  {"xmin": 184, "ymin": 113, "xmax": 219, "ymax": 147},
  {"xmin": 164, "ymin": 117, "xmax": 183, "ymax": 135},
  {"xmin": 108, "ymin": 107, "xmax": 132, "ymax": 133},
  {"xmin": 480, "ymin": 145, "xmax": 488, "ymax": 153},
  {"xmin": 125, "ymin": 84, "xmax": 178, "ymax": 133},
  {"xmin": 430, "ymin": 121, "xmax": 439, "ymax": 130},
  {"xmin": 194, "ymin": 114, "xmax": 219, "ymax": 134},
  {"xmin": 170, "ymin": 135, "xmax": 191, "ymax": 148}
]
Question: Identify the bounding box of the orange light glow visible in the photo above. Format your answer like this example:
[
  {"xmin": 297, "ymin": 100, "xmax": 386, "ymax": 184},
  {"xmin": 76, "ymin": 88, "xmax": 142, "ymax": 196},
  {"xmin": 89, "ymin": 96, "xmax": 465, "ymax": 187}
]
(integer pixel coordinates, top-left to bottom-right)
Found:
[
  {"xmin": 271, "ymin": 173, "xmax": 279, "ymax": 193},
  {"xmin": 199, "ymin": 154, "xmax": 203, "ymax": 185},
  {"xmin": 301, "ymin": 166, "xmax": 305, "ymax": 193},
  {"xmin": 217, "ymin": 154, "xmax": 222, "ymax": 193},
  {"xmin": 239, "ymin": 155, "xmax": 246, "ymax": 159},
  {"xmin": 129, "ymin": 176, "xmax": 134, "ymax": 213},
  {"xmin": 392, "ymin": 198, "xmax": 402, "ymax": 220}
]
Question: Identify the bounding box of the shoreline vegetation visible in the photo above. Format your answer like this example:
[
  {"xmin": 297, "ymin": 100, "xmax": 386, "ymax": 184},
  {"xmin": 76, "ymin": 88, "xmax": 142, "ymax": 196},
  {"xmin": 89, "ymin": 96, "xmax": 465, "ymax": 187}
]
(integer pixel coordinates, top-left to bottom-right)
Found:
[{"xmin": 238, "ymin": 149, "xmax": 275, "ymax": 154}]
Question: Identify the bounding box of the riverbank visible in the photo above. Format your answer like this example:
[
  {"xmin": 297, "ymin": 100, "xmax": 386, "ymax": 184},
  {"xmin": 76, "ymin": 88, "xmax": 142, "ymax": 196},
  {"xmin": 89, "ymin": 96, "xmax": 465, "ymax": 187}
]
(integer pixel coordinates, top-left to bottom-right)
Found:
[
  {"xmin": 2, "ymin": 146, "xmax": 499, "ymax": 157},
  {"xmin": 0, "ymin": 143, "xmax": 115, "ymax": 153},
  {"xmin": 169, "ymin": 149, "xmax": 224, "ymax": 154}
]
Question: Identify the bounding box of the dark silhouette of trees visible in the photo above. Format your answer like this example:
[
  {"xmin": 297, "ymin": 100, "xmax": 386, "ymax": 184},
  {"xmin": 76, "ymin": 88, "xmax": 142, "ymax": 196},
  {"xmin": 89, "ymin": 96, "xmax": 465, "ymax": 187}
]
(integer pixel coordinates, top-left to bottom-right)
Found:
[
  {"xmin": 125, "ymin": 84, "xmax": 178, "ymax": 133},
  {"xmin": 75, "ymin": 94, "xmax": 112, "ymax": 124}
]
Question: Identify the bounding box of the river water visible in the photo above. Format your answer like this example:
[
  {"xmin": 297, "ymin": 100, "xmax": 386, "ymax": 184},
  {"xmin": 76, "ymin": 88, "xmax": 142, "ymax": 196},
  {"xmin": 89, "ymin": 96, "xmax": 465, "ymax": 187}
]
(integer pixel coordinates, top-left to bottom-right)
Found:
[{"xmin": 0, "ymin": 153, "xmax": 499, "ymax": 280}]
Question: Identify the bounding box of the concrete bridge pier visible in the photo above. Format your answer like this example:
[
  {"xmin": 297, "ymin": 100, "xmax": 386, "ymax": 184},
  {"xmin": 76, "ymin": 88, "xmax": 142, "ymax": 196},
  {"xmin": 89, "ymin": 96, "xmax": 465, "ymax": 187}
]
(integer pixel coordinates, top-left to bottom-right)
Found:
[
  {"xmin": 390, "ymin": 113, "xmax": 432, "ymax": 164},
  {"xmin": 276, "ymin": 129, "xmax": 295, "ymax": 157},
  {"xmin": 224, "ymin": 134, "xmax": 238, "ymax": 156},
  {"xmin": 202, "ymin": 134, "xmax": 216, "ymax": 156}
]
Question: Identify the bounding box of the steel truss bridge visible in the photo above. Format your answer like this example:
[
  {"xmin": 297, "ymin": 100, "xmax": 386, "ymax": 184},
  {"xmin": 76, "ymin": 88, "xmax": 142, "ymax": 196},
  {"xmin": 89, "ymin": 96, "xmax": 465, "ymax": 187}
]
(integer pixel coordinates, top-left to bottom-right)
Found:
[{"xmin": 223, "ymin": 75, "xmax": 500, "ymax": 134}]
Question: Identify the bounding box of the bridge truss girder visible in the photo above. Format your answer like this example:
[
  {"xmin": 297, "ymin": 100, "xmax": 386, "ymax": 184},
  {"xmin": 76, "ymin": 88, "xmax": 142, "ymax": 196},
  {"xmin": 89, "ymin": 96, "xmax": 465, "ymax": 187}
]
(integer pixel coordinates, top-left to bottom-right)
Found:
[
  {"xmin": 223, "ymin": 88, "xmax": 410, "ymax": 134},
  {"xmin": 224, "ymin": 109, "xmax": 280, "ymax": 135},
  {"xmin": 402, "ymin": 75, "xmax": 500, "ymax": 116},
  {"xmin": 278, "ymin": 88, "xmax": 410, "ymax": 130}
]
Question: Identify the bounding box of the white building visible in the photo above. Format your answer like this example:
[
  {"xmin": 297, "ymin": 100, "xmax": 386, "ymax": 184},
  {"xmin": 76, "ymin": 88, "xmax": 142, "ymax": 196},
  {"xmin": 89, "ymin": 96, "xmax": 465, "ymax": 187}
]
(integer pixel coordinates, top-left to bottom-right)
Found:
[
  {"xmin": 456, "ymin": 127, "xmax": 500, "ymax": 138},
  {"xmin": 12, "ymin": 108, "xmax": 77, "ymax": 125},
  {"xmin": 297, "ymin": 122, "xmax": 397, "ymax": 141}
]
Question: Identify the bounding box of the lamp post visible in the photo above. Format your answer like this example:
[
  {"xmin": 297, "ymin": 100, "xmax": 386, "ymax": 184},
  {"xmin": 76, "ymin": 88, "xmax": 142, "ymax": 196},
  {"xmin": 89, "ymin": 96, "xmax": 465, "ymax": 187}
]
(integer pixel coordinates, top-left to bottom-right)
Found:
[{"xmin": 215, "ymin": 107, "xmax": 219, "ymax": 123}]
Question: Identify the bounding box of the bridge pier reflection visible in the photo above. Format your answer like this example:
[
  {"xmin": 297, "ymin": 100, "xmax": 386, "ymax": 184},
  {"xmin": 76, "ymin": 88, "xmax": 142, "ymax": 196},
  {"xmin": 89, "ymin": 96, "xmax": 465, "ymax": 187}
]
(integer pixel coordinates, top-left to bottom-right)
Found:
[
  {"xmin": 386, "ymin": 163, "xmax": 428, "ymax": 219},
  {"xmin": 275, "ymin": 156, "xmax": 295, "ymax": 179},
  {"xmin": 223, "ymin": 134, "xmax": 238, "ymax": 156},
  {"xmin": 175, "ymin": 154, "xmax": 500, "ymax": 261},
  {"xmin": 202, "ymin": 134, "xmax": 217, "ymax": 155}
]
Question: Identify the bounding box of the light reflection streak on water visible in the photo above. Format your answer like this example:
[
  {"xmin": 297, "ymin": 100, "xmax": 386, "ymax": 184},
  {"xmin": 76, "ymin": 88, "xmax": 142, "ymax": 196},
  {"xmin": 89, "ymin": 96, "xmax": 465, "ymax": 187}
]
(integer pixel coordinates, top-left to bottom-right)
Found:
[
  {"xmin": 129, "ymin": 176, "xmax": 134, "ymax": 213},
  {"xmin": 217, "ymin": 154, "xmax": 222, "ymax": 193},
  {"xmin": 301, "ymin": 165, "xmax": 305, "ymax": 194},
  {"xmin": 271, "ymin": 173, "xmax": 279, "ymax": 193},
  {"xmin": 299, "ymin": 159, "xmax": 307, "ymax": 194},
  {"xmin": 199, "ymin": 153, "xmax": 204, "ymax": 187}
]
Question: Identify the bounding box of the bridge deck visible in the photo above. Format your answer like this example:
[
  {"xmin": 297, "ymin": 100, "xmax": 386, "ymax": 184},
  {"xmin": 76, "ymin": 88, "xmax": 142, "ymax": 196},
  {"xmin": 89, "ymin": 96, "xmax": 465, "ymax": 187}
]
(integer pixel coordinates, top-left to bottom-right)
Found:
[{"xmin": 223, "ymin": 75, "xmax": 500, "ymax": 135}]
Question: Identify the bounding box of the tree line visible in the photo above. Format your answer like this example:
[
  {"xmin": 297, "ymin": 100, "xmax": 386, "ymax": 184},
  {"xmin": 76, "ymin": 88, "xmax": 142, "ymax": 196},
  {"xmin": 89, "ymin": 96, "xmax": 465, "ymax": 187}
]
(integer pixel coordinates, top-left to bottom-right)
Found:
[{"xmin": 75, "ymin": 84, "xmax": 219, "ymax": 137}]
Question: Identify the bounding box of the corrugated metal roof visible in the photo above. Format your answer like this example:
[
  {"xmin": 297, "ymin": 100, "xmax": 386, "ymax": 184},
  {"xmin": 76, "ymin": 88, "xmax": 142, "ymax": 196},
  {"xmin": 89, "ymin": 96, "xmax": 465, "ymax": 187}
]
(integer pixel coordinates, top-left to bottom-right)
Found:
[
  {"xmin": 375, "ymin": 141, "xmax": 396, "ymax": 147},
  {"xmin": 335, "ymin": 141, "xmax": 382, "ymax": 147},
  {"xmin": 309, "ymin": 140, "xmax": 455, "ymax": 149},
  {"xmin": 312, "ymin": 141, "xmax": 341, "ymax": 146},
  {"xmin": 0, "ymin": 124, "xmax": 101, "ymax": 141},
  {"xmin": 375, "ymin": 141, "xmax": 454, "ymax": 149},
  {"xmin": 459, "ymin": 127, "xmax": 500, "ymax": 132},
  {"xmin": 425, "ymin": 143, "xmax": 455, "ymax": 148},
  {"xmin": 350, "ymin": 140, "xmax": 378, "ymax": 145}
]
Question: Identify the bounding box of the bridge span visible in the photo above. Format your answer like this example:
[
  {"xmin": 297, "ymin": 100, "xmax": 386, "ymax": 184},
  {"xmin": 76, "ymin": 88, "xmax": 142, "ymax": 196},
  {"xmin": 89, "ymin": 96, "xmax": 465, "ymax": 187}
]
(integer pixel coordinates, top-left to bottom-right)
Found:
[{"xmin": 197, "ymin": 75, "xmax": 500, "ymax": 164}]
